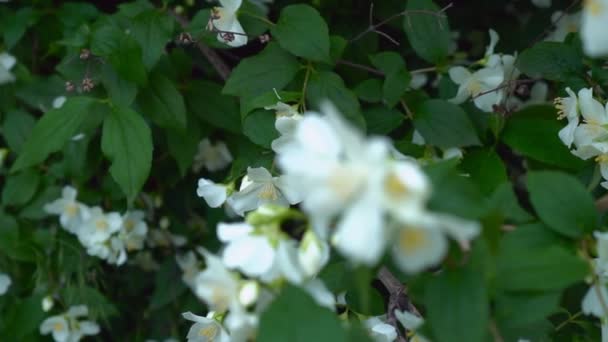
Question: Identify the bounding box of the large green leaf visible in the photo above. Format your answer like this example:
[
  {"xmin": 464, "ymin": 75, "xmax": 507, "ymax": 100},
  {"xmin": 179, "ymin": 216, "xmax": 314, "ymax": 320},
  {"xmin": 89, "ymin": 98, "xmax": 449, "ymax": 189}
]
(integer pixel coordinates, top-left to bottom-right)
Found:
[
  {"xmin": 460, "ymin": 148, "xmax": 507, "ymax": 195},
  {"xmin": 10, "ymin": 97, "xmax": 95, "ymax": 172},
  {"xmin": 403, "ymin": 0, "xmax": 450, "ymax": 64},
  {"xmin": 517, "ymin": 42, "xmax": 583, "ymax": 81},
  {"xmin": 271, "ymin": 4, "xmax": 330, "ymax": 62},
  {"xmin": 2, "ymin": 168, "xmax": 40, "ymax": 207},
  {"xmin": 186, "ymin": 80, "xmax": 241, "ymax": 133},
  {"xmin": 527, "ymin": 171, "xmax": 597, "ymax": 238},
  {"xmin": 243, "ymin": 109, "xmax": 278, "ymax": 148},
  {"xmin": 130, "ymin": 9, "xmax": 174, "ymax": 69},
  {"xmin": 101, "ymin": 106, "xmax": 153, "ymax": 203},
  {"xmin": 413, "ymin": 99, "xmax": 480, "ymax": 149},
  {"xmin": 137, "ymin": 72, "xmax": 187, "ymax": 130},
  {"xmin": 258, "ymin": 285, "xmax": 346, "ymax": 342},
  {"xmin": 223, "ymin": 43, "xmax": 300, "ymax": 97},
  {"xmin": 2, "ymin": 109, "xmax": 35, "ymax": 154}
]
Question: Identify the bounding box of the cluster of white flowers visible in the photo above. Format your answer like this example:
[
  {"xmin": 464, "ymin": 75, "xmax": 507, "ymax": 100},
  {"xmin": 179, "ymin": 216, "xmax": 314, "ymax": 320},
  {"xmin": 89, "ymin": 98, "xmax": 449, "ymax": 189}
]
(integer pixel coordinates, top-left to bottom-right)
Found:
[
  {"xmin": 192, "ymin": 138, "xmax": 233, "ymax": 173},
  {"xmin": 0, "ymin": 272, "xmax": 11, "ymax": 296},
  {"xmin": 208, "ymin": 0, "xmax": 247, "ymax": 47},
  {"xmin": 555, "ymin": 87, "xmax": 608, "ymax": 189},
  {"xmin": 448, "ymin": 30, "xmax": 520, "ymax": 112},
  {"xmin": 582, "ymin": 232, "xmax": 608, "ymax": 341},
  {"xmin": 44, "ymin": 186, "xmax": 148, "ymax": 266},
  {"xmin": 178, "ymin": 205, "xmax": 333, "ymax": 341},
  {"xmin": 39, "ymin": 305, "xmax": 100, "ymax": 342},
  {"xmin": 275, "ymin": 102, "xmax": 481, "ymax": 272}
]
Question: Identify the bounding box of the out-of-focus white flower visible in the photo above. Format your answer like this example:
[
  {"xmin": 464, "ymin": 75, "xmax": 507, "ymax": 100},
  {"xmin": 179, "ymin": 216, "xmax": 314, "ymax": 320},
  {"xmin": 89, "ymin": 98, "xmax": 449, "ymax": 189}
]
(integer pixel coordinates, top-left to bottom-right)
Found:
[
  {"xmin": 555, "ymin": 87, "xmax": 580, "ymax": 147},
  {"xmin": 0, "ymin": 52, "xmax": 16, "ymax": 85},
  {"xmin": 197, "ymin": 178, "xmax": 229, "ymax": 208},
  {"xmin": 192, "ymin": 139, "xmax": 233, "ymax": 173},
  {"xmin": 210, "ymin": 0, "xmax": 247, "ymax": 47},
  {"xmin": 132, "ymin": 251, "xmax": 160, "ymax": 271},
  {"xmin": 364, "ymin": 316, "xmax": 397, "ymax": 342},
  {"xmin": 395, "ymin": 310, "xmax": 429, "ymax": 342},
  {"xmin": 302, "ymin": 278, "xmax": 335, "ymax": 310},
  {"xmin": 177, "ymin": 252, "xmax": 201, "ymax": 288},
  {"xmin": 0, "ymin": 273, "xmax": 11, "ymax": 295},
  {"xmin": 42, "ymin": 296, "xmax": 55, "ymax": 312},
  {"xmin": 77, "ymin": 208, "xmax": 122, "ymax": 247},
  {"xmin": 298, "ymin": 229, "xmax": 330, "ymax": 278},
  {"xmin": 581, "ymin": 231, "xmax": 608, "ymax": 323},
  {"xmin": 448, "ymin": 65, "xmax": 504, "ymax": 112},
  {"xmin": 193, "ymin": 249, "xmax": 242, "ymax": 312},
  {"xmin": 39, "ymin": 305, "xmax": 100, "ymax": 342},
  {"xmin": 546, "ymin": 11, "xmax": 581, "ymax": 42},
  {"xmin": 226, "ymin": 167, "xmax": 301, "ymax": 216},
  {"xmin": 266, "ymin": 102, "xmax": 302, "ymax": 154},
  {"xmin": 218, "ymin": 222, "xmax": 277, "ymax": 278},
  {"xmin": 409, "ymin": 73, "xmax": 428, "ymax": 89},
  {"xmin": 44, "ymin": 186, "xmax": 90, "ymax": 233},
  {"xmin": 120, "ymin": 210, "xmax": 148, "ymax": 251},
  {"xmin": 581, "ymin": 0, "xmax": 608, "ymax": 57},
  {"xmin": 182, "ymin": 312, "xmax": 230, "ymax": 342},
  {"xmin": 531, "ymin": 0, "xmax": 551, "ymax": 8},
  {"xmin": 52, "ymin": 96, "xmax": 66, "ymax": 109}
]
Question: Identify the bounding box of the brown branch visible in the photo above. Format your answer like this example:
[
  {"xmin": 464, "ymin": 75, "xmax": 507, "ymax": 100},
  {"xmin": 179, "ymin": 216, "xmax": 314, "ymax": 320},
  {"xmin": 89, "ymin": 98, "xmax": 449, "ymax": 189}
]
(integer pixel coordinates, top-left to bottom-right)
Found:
[
  {"xmin": 336, "ymin": 59, "xmax": 385, "ymax": 76},
  {"xmin": 377, "ymin": 266, "xmax": 421, "ymax": 342},
  {"xmin": 169, "ymin": 9, "xmax": 231, "ymax": 81}
]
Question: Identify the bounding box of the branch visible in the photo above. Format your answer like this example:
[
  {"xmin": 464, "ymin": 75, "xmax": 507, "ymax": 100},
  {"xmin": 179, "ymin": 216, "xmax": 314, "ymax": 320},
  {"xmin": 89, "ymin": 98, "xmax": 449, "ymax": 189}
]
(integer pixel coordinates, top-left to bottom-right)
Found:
[
  {"xmin": 336, "ymin": 59, "xmax": 385, "ymax": 76},
  {"xmin": 377, "ymin": 266, "xmax": 421, "ymax": 342},
  {"xmin": 169, "ymin": 9, "xmax": 232, "ymax": 81}
]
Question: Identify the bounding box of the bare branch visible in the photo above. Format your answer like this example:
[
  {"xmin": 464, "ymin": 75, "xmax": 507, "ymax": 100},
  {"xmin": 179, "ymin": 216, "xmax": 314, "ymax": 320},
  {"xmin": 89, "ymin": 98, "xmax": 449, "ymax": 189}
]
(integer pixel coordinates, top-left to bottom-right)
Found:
[{"xmin": 377, "ymin": 266, "xmax": 421, "ymax": 342}]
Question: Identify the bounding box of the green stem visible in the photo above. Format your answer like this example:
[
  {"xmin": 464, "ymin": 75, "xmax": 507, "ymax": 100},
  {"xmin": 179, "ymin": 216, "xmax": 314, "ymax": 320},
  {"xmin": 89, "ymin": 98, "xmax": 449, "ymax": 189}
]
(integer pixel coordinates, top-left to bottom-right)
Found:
[{"xmin": 299, "ymin": 63, "xmax": 313, "ymax": 112}]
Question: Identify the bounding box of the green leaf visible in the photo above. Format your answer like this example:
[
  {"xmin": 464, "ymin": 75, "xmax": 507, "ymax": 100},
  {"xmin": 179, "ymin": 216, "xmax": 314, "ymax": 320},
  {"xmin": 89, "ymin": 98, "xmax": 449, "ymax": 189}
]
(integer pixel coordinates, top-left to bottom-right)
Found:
[
  {"xmin": 2, "ymin": 169, "xmax": 40, "ymax": 207},
  {"xmin": 271, "ymin": 4, "xmax": 331, "ymax": 62},
  {"xmin": 241, "ymin": 90, "xmax": 301, "ymax": 117},
  {"xmin": 526, "ymin": 171, "xmax": 597, "ymax": 238},
  {"xmin": 424, "ymin": 264, "xmax": 488, "ymax": 342},
  {"xmin": 11, "ymin": 97, "xmax": 95, "ymax": 172},
  {"xmin": 403, "ymin": 0, "xmax": 450, "ymax": 64},
  {"xmin": 383, "ymin": 69, "xmax": 411, "ymax": 107},
  {"xmin": 3, "ymin": 294, "xmax": 46, "ymax": 338},
  {"xmin": 100, "ymin": 63, "xmax": 137, "ymax": 107},
  {"xmin": 361, "ymin": 106, "xmax": 403, "ymax": 135},
  {"xmin": 101, "ymin": 106, "xmax": 153, "ymax": 203},
  {"xmin": 501, "ymin": 105, "xmax": 585, "ymax": 170},
  {"xmin": 3, "ymin": 7, "xmax": 37, "ymax": 49},
  {"xmin": 186, "ymin": 81, "xmax": 241, "ymax": 133},
  {"xmin": 130, "ymin": 9, "xmax": 174, "ymax": 69},
  {"xmin": 149, "ymin": 259, "xmax": 187, "ymax": 310},
  {"xmin": 243, "ymin": 109, "xmax": 279, "ymax": 148},
  {"xmin": 138, "ymin": 72, "xmax": 187, "ymax": 130},
  {"xmin": 495, "ymin": 291, "xmax": 561, "ymax": 329},
  {"xmin": 167, "ymin": 122, "xmax": 202, "ymax": 176},
  {"xmin": 2, "ymin": 109, "xmax": 35, "ymax": 154},
  {"xmin": 413, "ymin": 99, "xmax": 480, "ymax": 149},
  {"xmin": 223, "ymin": 43, "xmax": 300, "ymax": 97},
  {"xmin": 516, "ymin": 42, "xmax": 583, "ymax": 81},
  {"xmin": 497, "ymin": 223, "xmax": 588, "ymax": 291},
  {"xmin": 369, "ymin": 52, "xmax": 405, "ymax": 74},
  {"xmin": 61, "ymin": 285, "xmax": 119, "ymax": 320},
  {"xmin": 354, "ymin": 79, "xmax": 383, "ymax": 103},
  {"xmin": 306, "ymin": 71, "xmax": 365, "ymax": 130},
  {"xmin": 487, "ymin": 183, "xmax": 533, "ymax": 224},
  {"xmin": 258, "ymin": 285, "xmax": 346, "ymax": 342},
  {"xmin": 460, "ymin": 148, "xmax": 507, "ymax": 195}
]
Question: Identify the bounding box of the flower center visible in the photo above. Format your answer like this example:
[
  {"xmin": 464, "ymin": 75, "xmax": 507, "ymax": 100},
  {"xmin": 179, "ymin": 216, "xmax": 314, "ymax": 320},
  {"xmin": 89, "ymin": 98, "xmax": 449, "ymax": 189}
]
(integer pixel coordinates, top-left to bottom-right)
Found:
[
  {"xmin": 384, "ymin": 173, "xmax": 409, "ymax": 199},
  {"xmin": 95, "ymin": 220, "xmax": 109, "ymax": 231},
  {"xmin": 328, "ymin": 165, "xmax": 367, "ymax": 201},
  {"xmin": 258, "ymin": 183, "xmax": 279, "ymax": 200},
  {"xmin": 466, "ymin": 80, "xmax": 482, "ymax": 95},
  {"xmin": 124, "ymin": 219, "xmax": 135, "ymax": 232},
  {"xmin": 53, "ymin": 322, "xmax": 65, "ymax": 332},
  {"xmin": 65, "ymin": 204, "xmax": 78, "ymax": 217},
  {"xmin": 199, "ymin": 325, "xmax": 219, "ymax": 339},
  {"xmin": 398, "ymin": 227, "xmax": 428, "ymax": 255},
  {"xmin": 586, "ymin": 0, "xmax": 604, "ymax": 15},
  {"xmin": 596, "ymin": 155, "xmax": 608, "ymax": 163}
]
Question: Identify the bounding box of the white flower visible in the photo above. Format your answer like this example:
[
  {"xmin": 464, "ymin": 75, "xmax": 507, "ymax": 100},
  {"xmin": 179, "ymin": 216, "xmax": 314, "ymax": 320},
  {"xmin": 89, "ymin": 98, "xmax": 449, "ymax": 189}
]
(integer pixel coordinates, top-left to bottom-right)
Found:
[
  {"xmin": 595, "ymin": 231, "xmax": 608, "ymax": 277},
  {"xmin": 40, "ymin": 305, "xmax": 100, "ymax": 342},
  {"xmin": 53, "ymin": 96, "xmax": 66, "ymax": 109},
  {"xmin": 226, "ymin": 167, "xmax": 300, "ymax": 216},
  {"xmin": 182, "ymin": 312, "xmax": 230, "ymax": 342},
  {"xmin": 572, "ymin": 88, "xmax": 608, "ymax": 158},
  {"xmin": 217, "ymin": 222, "xmax": 276, "ymax": 278},
  {"xmin": 546, "ymin": 11, "xmax": 581, "ymax": 42},
  {"xmin": 44, "ymin": 186, "xmax": 91, "ymax": 233},
  {"xmin": 555, "ymin": 87, "xmax": 580, "ymax": 147},
  {"xmin": 581, "ymin": 0, "xmax": 608, "ymax": 57},
  {"xmin": 0, "ymin": 273, "xmax": 11, "ymax": 295},
  {"xmin": 119, "ymin": 210, "xmax": 148, "ymax": 251},
  {"xmin": 298, "ymin": 229, "xmax": 330, "ymax": 278},
  {"xmin": 302, "ymin": 278, "xmax": 336, "ymax": 310},
  {"xmin": 177, "ymin": 251, "xmax": 201, "ymax": 288},
  {"xmin": 531, "ymin": 0, "xmax": 551, "ymax": 8},
  {"xmin": 409, "ymin": 73, "xmax": 428, "ymax": 89},
  {"xmin": 197, "ymin": 178, "xmax": 228, "ymax": 208},
  {"xmin": 42, "ymin": 296, "xmax": 55, "ymax": 312},
  {"xmin": 77, "ymin": 208, "xmax": 123, "ymax": 247},
  {"xmin": 193, "ymin": 249, "xmax": 242, "ymax": 312},
  {"xmin": 106, "ymin": 236, "xmax": 127, "ymax": 266},
  {"xmin": 395, "ymin": 310, "xmax": 429, "ymax": 342},
  {"xmin": 364, "ymin": 316, "xmax": 397, "ymax": 342},
  {"xmin": 192, "ymin": 139, "xmax": 233, "ymax": 173},
  {"xmin": 448, "ymin": 65, "xmax": 504, "ymax": 112},
  {"xmin": 582, "ymin": 283, "xmax": 608, "ymax": 318},
  {"xmin": 266, "ymin": 102, "xmax": 302, "ymax": 153},
  {"xmin": 0, "ymin": 52, "xmax": 16, "ymax": 85},
  {"xmin": 210, "ymin": 0, "xmax": 247, "ymax": 47}
]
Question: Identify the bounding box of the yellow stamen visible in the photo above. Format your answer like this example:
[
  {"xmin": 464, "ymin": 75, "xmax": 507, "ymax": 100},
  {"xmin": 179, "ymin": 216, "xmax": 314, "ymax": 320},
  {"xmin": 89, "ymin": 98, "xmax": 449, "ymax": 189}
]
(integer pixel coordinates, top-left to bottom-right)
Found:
[
  {"xmin": 586, "ymin": 0, "xmax": 604, "ymax": 15},
  {"xmin": 95, "ymin": 220, "xmax": 109, "ymax": 231},
  {"xmin": 65, "ymin": 204, "xmax": 78, "ymax": 217},
  {"xmin": 258, "ymin": 183, "xmax": 279, "ymax": 200},
  {"xmin": 399, "ymin": 227, "xmax": 428, "ymax": 254},
  {"xmin": 199, "ymin": 325, "xmax": 219, "ymax": 339},
  {"xmin": 53, "ymin": 322, "xmax": 64, "ymax": 332}
]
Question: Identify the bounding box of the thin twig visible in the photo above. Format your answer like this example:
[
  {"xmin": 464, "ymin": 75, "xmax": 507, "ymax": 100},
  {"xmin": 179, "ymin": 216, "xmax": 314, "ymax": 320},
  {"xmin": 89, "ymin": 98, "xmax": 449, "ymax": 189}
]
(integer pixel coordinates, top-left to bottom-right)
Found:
[
  {"xmin": 350, "ymin": 2, "xmax": 453, "ymax": 44},
  {"xmin": 377, "ymin": 266, "xmax": 421, "ymax": 342},
  {"xmin": 336, "ymin": 59, "xmax": 385, "ymax": 76},
  {"xmin": 169, "ymin": 9, "xmax": 231, "ymax": 81},
  {"xmin": 470, "ymin": 79, "xmax": 536, "ymax": 101}
]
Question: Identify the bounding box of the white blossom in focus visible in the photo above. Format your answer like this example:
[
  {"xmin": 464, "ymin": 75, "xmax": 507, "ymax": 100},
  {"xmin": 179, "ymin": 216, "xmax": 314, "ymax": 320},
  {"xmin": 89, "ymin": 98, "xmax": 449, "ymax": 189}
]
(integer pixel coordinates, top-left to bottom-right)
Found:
[
  {"xmin": 44, "ymin": 186, "xmax": 90, "ymax": 233},
  {"xmin": 210, "ymin": 0, "xmax": 247, "ymax": 47},
  {"xmin": 182, "ymin": 312, "xmax": 230, "ymax": 342},
  {"xmin": 40, "ymin": 305, "xmax": 100, "ymax": 342},
  {"xmin": 555, "ymin": 87, "xmax": 579, "ymax": 147},
  {"xmin": 448, "ymin": 65, "xmax": 504, "ymax": 112},
  {"xmin": 197, "ymin": 178, "xmax": 229, "ymax": 208},
  {"xmin": 364, "ymin": 316, "xmax": 397, "ymax": 342}
]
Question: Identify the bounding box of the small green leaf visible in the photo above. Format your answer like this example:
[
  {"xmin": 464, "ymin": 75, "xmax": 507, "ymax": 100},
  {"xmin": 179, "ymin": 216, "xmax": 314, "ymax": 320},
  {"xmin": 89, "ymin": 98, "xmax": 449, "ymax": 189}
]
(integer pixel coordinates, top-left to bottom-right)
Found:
[
  {"xmin": 100, "ymin": 63, "xmax": 138, "ymax": 107},
  {"xmin": 362, "ymin": 106, "xmax": 404, "ymax": 135},
  {"xmin": 243, "ymin": 109, "xmax": 279, "ymax": 148},
  {"xmin": 258, "ymin": 285, "xmax": 346, "ymax": 342},
  {"xmin": 517, "ymin": 42, "xmax": 583, "ymax": 81},
  {"xmin": 223, "ymin": 43, "xmax": 300, "ymax": 97},
  {"xmin": 271, "ymin": 5, "xmax": 331, "ymax": 62},
  {"xmin": 403, "ymin": 0, "xmax": 450, "ymax": 64},
  {"xmin": 186, "ymin": 80, "xmax": 241, "ymax": 133},
  {"xmin": 306, "ymin": 71, "xmax": 365, "ymax": 130},
  {"xmin": 369, "ymin": 52, "xmax": 405, "ymax": 74},
  {"xmin": 487, "ymin": 183, "xmax": 534, "ymax": 224},
  {"xmin": 413, "ymin": 99, "xmax": 480, "ymax": 149},
  {"xmin": 138, "ymin": 72, "xmax": 187, "ymax": 130},
  {"xmin": 2, "ymin": 168, "xmax": 40, "ymax": 207},
  {"xmin": 130, "ymin": 9, "xmax": 174, "ymax": 69},
  {"xmin": 101, "ymin": 106, "xmax": 153, "ymax": 203},
  {"xmin": 527, "ymin": 171, "xmax": 597, "ymax": 238},
  {"xmin": 11, "ymin": 97, "xmax": 95, "ymax": 172},
  {"xmin": 2, "ymin": 109, "xmax": 35, "ymax": 154},
  {"xmin": 354, "ymin": 79, "xmax": 383, "ymax": 103},
  {"xmin": 460, "ymin": 148, "xmax": 507, "ymax": 195}
]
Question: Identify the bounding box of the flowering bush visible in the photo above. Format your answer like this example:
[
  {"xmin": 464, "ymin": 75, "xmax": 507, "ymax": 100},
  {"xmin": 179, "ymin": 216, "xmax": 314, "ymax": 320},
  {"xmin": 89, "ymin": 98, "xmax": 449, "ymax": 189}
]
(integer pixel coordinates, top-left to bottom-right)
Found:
[{"xmin": 2, "ymin": 0, "xmax": 608, "ymax": 341}]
